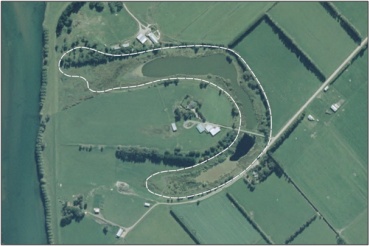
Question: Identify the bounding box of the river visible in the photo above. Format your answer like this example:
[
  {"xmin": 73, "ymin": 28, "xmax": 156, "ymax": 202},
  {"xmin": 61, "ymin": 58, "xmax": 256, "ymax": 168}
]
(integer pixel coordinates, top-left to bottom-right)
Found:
[{"xmin": 1, "ymin": 2, "xmax": 47, "ymax": 244}]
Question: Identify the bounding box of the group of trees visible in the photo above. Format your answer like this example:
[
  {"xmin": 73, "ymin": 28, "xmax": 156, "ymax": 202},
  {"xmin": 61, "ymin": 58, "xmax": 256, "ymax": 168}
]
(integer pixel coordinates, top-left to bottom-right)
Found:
[
  {"xmin": 88, "ymin": 2, "xmax": 104, "ymax": 12},
  {"xmin": 173, "ymin": 107, "xmax": 195, "ymax": 122},
  {"xmin": 107, "ymin": 2, "xmax": 124, "ymax": 14},
  {"xmin": 60, "ymin": 195, "xmax": 87, "ymax": 227},
  {"xmin": 56, "ymin": 2, "xmax": 86, "ymax": 37}
]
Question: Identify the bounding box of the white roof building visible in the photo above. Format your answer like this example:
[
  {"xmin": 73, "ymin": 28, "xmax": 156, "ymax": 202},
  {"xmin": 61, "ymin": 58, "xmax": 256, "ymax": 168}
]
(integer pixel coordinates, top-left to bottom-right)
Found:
[
  {"xmin": 136, "ymin": 33, "xmax": 148, "ymax": 44},
  {"xmin": 144, "ymin": 202, "xmax": 151, "ymax": 207},
  {"xmin": 209, "ymin": 126, "xmax": 221, "ymax": 136},
  {"xmin": 324, "ymin": 85, "xmax": 329, "ymax": 92},
  {"xmin": 147, "ymin": 32, "xmax": 159, "ymax": 44},
  {"xmin": 93, "ymin": 208, "xmax": 100, "ymax": 214},
  {"xmin": 171, "ymin": 123, "xmax": 177, "ymax": 132},
  {"xmin": 196, "ymin": 124, "xmax": 205, "ymax": 133},
  {"xmin": 116, "ymin": 228, "xmax": 124, "ymax": 238},
  {"xmin": 205, "ymin": 124, "xmax": 214, "ymax": 133},
  {"xmin": 330, "ymin": 103, "xmax": 340, "ymax": 112}
]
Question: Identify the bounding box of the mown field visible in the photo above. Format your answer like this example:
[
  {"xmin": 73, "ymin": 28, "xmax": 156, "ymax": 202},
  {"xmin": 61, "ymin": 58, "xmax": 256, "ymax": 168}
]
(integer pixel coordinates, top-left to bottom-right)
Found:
[
  {"xmin": 60, "ymin": 2, "xmax": 137, "ymax": 47},
  {"xmin": 228, "ymin": 175, "xmax": 316, "ymax": 244},
  {"xmin": 126, "ymin": 2, "xmax": 275, "ymax": 45},
  {"xmin": 171, "ymin": 191, "xmax": 265, "ymax": 244},
  {"xmin": 59, "ymin": 215, "xmax": 124, "ymax": 244},
  {"xmin": 124, "ymin": 205, "xmax": 195, "ymax": 244},
  {"xmin": 334, "ymin": 1, "xmax": 368, "ymax": 38},
  {"xmin": 341, "ymin": 209, "xmax": 368, "ymax": 244},
  {"xmin": 273, "ymin": 50, "xmax": 368, "ymax": 242},
  {"xmin": 268, "ymin": 2, "xmax": 357, "ymax": 76},
  {"xmin": 290, "ymin": 218, "xmax": 338, "ymax": 244},
  {"xmin": 56, "ymin": 81, "xmax": 234, "ymax": 153},
  {"xmin": 234, "ymin": 20, "xmax": 322, "ymax": 135}
]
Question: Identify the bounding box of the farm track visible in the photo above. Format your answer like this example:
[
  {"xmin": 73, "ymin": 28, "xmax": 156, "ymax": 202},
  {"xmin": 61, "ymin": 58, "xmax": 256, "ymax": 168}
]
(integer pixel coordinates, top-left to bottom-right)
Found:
[{"xmin": 58, "ymin": 44, "xmax": 273, "ymax": 200}]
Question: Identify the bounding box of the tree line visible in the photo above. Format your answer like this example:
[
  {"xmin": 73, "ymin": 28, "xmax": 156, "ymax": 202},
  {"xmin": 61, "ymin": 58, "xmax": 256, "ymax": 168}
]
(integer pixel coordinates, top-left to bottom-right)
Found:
[
  {"xmin": 320, "ymin": 2, "xmax": 362, "ymax": 44},
  {"xmin": 169, "ymin": 210, "xmax": 201, "ymax": 244},
  {"xmin": 284, "ymin": 214, "xmax": 317, "ymax": 244}
]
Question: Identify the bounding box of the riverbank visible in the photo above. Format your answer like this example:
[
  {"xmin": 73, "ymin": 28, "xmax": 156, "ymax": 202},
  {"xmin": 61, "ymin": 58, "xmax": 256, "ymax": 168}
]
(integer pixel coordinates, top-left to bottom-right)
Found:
[{"xmin": 1, "ymin": 2, "xmax": 47, "ymax": 244}]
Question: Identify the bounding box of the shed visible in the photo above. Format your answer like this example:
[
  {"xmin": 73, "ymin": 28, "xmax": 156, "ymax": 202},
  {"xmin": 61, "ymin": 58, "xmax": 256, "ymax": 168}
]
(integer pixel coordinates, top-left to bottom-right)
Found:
[
  {"xmin": 144, "ymin": 202, "xmax": 151, "ymax": 207},
  {"xmin": 205, "ymin": 124, "xmax": 214, "ymax": 133},
  {"xmin": 171, "ymin": 123, "xmax": 177, "ymax": 132},
  {"xmin": 93, "ymin": 208, "xmax": 100, "ymax": 214},
  {"xmin": 209, "ymin": 126, "xmax": 221, "ymax": 136},
  {"xmin": 330, "ymin": 103, "xmax": 340, "ymax": 112},
  {"xmin": 136, "ymin": 33, "xmax": 148, "ymax": 44},
  {"xmin": 147, "ymin": 32, "xmax": 159, "ymax": 44},
  {"xmin": 116, "ymin": 228, "xmax": 124, "ymax": 238},
  {"xmin": 324, "ymin": 85, "xmax": 329, "ymax": 92},
  {"xmin": 196, "ymin": 123, "xmax": 205, "ymax": 133},
  {"xmin": 307, "ymin": 115, "xmax": 315, "ymax": 121}
]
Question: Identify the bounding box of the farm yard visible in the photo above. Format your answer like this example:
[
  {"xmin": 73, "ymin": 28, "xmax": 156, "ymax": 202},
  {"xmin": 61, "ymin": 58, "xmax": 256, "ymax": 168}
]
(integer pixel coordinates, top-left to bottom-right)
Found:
[
  {"xmin": 36, "ymin": 1, "xmax": 368, "ymax": 244},
  {"xmin": 234, "ymin": 20, "xmax": 322, "ymax": 135},
  {"xmin": 126, "ymin": 2, "xmax": 275, "ymax": 45},
  {"xmin": 268, "ymin": 2, "xmax": 357, "ymax": 77},
  {"xmin": 272, "ymin": 50, "xmax": 368, "ymax": 242}
]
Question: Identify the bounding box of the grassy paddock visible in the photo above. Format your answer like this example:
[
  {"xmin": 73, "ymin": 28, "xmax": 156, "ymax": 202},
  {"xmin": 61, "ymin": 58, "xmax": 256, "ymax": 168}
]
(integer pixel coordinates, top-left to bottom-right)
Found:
[
  {"xmin": 268, "ymin": 2, "xmax": 357, "ymax": 76},
  {"xmin": 228, "ymin": 175, "xmax": 316, "ymax": 244},
  {"xmin": 126, "ymin": 2, "xmax": 274, "ymax": 45},
  {"xmin": 124, "ymin": 205, "xmax": 195, "ymax": 244},
  {"xmin": 234, "ymin": 20, "xmax": 322, "ymax": 135},
  {"xmin": 290, "ymin": 218, "xmax": 338, "ymax": 244},
  {"xmin": 171, "ymin": 191, "xmax": 264, "ymax": 244}
]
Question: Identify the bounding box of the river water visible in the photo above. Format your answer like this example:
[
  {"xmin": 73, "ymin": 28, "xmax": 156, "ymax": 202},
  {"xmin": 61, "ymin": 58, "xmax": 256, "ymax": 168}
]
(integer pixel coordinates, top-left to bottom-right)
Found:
[{"xmin": 1, "ymin": 2, "xmax": 47, "ymax": 244}]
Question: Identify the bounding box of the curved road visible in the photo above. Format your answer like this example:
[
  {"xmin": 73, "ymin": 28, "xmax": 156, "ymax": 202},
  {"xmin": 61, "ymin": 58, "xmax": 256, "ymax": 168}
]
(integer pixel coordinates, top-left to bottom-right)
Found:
[{"xmin": 58, "ymin": 44, "xmax": 273, "ymax": 200}]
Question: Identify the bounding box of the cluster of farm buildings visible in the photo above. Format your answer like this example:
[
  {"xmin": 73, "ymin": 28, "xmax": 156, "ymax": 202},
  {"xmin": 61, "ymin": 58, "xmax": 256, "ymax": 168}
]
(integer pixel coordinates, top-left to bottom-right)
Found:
[
  {"xmin": 171, "ymin": 122, "xmax": 221, "ymax": 136},
  {"xmin": 136, "ymin": 31, "xmax": 159, "ymax": 45}
]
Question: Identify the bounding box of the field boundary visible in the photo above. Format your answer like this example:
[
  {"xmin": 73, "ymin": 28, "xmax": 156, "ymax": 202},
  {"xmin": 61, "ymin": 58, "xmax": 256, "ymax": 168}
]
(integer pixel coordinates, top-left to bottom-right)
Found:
[{"xmin": 58, "ymin": 44, "xmax": 273, "ymax": 199}]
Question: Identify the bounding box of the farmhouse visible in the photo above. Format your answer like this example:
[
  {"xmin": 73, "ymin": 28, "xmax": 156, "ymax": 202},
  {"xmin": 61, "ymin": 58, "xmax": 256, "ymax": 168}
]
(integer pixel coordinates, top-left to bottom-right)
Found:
[
  {"xmin": 147, "ymin": 32, "xmax": 159, "ymax": 44},
  {"xmin": 116, "ymin": 228, "xmax": 124, "ymax": 238},
  {"xmin": 196, "ymin": 123, "xmax": 205, "ymax": 133},
  {"xmin": 171, "ymin": 123, "xmax": 177, "ymax": 132},
  {"xmin": 136, "ymin": 33, "xmax": 148, "ymax": 44},
  {"xmin": 144, "ymin": 202, "xmax": 151, "ymax": 207}
]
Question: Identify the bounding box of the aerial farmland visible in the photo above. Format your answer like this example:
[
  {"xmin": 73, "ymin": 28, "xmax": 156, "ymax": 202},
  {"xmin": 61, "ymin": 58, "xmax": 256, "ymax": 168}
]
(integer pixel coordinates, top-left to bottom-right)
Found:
[{"xmin": 2, "ymin": 1, "xmax": 367, "ymax": 245}]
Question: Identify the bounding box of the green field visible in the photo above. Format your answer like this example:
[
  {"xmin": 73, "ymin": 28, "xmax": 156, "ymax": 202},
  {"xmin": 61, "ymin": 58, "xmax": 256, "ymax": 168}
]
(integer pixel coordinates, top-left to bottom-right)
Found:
[
  {"xmin": 342, "ymin": 209, "xmax": 368, "ymax": 244},
  {"xmin": 57, "ymin": 81, "xmax": 234, "ymax": 153},
  {"xmin": 334, "ymin": 1, "xmax": 368, "ymax": 38},
  {"xmin": 59, "ymin": 216, "xmax": 124, "ymax": 244},
  {"xmin": 290, "ymin": 218, "xmax": 338, "ymax": 244},
  {"xmin": 124, "ymin": 205, "xmax": 195, "ymax": 244},
  {"xmin": 228, "ymin": 175, "xmax": 316, "ymax": 244},
  {"xmin": 61, "ymin": 3, "xmax": 137, "ymax": 47},
  {"xmin": 126, "ymin": 2, "xmax": 274, "ymax": 45},
  {"xmin": 235, "ymin": 20, "xmax": 322, "ymax": 134},
  {"xmin": 269, "ymin": 2, "xmax": 357, "ymax": 76},
  {"xmin": 272, "ymin": 50, "xmax": 368, "ymax": 236},
  {"xmin": 171, "ymin": 191, "xmax": 265, "ymax": 244}
]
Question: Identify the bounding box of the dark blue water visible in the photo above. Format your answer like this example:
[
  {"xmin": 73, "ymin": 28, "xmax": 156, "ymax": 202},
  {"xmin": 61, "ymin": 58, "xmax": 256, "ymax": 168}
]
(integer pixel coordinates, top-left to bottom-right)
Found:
[{"xmin": 1, "ymin": 2, "xmax": 47, "ymax": 244}]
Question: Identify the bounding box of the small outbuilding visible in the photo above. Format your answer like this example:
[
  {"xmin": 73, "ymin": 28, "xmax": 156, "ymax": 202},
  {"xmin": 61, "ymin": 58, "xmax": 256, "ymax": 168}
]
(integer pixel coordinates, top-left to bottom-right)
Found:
[
  {"xmin": 136, "ymin": 33, "xmax": 148, "ymax": 44},
  {"xmin": 116, "ymin": 228, "xmax": 124, "ymax": 238},
  {"xmin": 93, "ymin": 208, "xmax": 100, "ymax": 214},
  {"xmin": 171, "ymin": 123, "xmax": 177, "ymax": 132},
  {"xmin": 324, "ymin": 85, "xmax": 329, "ymax": 92},
  {"xmin": 307, "ymin": 115, "xmax": 315, "ymax": 121},
  {"xmin": 330, "ymin": 103, "xmax": 340, "ymax": 112},
  {"xmin": 144, "ymin": 202, "xmax": 151, "ymax": 207},
  {"xmin": 196, "ymin": 123, "xmax": 205, "ymax": 133}
]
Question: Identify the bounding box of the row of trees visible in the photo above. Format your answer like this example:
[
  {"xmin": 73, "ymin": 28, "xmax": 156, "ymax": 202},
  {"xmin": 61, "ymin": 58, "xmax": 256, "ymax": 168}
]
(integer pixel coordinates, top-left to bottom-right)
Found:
[
  {"xmin": 107, "ymin": 2, "xmax": 123, "ymax": 14},
  {"xmin": 88, "ymin": 2, "xmax": 104, "ymax": 12},
  {"xmin": 265, "ymin": 14, "xmax": 326, "ymax": 82},
  {"xmin": 56, "ymin": 2, "xmax": 86, "ymax": 37},
  {"xmin": 169, "ymin": 210, "xmax": 201, "ymax": 244},
  {"xmin": 285, "ymin": 215, "xmax": 317, "ymax": 244},
  {"xmin": 320, "ymin": 2, "xmax": 362, "ymax": 44}
]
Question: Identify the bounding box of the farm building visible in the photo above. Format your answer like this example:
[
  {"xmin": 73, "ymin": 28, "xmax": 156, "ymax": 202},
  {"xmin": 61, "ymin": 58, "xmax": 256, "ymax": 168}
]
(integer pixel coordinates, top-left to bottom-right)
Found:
[
  {"xmin": 121, "ymin": 43, "xmax": 129, "ymax": 48},
  {"xmin": 136, "ymin": 33, "xmax": 148, "ymax": 44},
  {"xmin": 93, "ymin": 208, "xmax": 100, "ymax": 214},
  {"xmin": 307, "ymin": 115, "xmax": 315, "ymax": 121},
  {"xmin": 144, "ymin": 202, "xmax": 151, "ymax": 207},
  {"xmin": 116, "ymin": 228, "xmax": 124, "ymax": 238},
  {"xmin": 324, "ymin": 85, "xmax": 329, "ymax": 92},
  {"xmin": 147, "ymin": 32, "xmax": 159, "ymax": 44},
  {"xmin": 205, "ymin": 124, "xmax": 214, "ymax": 133},
  {"xmin": 171, "ymin": 123, "xmax": 177, "ymax": 132},
  {"xmin": 209, "ymin": 126, "xmax": 221, "ymax": 136},
  {"xmin": 196, "ymin": 123, "xmax": 206, "ymax": 133}
]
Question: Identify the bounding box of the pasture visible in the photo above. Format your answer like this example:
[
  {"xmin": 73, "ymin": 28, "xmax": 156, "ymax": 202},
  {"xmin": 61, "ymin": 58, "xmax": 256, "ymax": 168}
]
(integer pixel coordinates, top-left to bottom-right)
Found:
[
  {"xmin": 268, "ymin": 2, "xmax": 357, "ymax": 76},
  {"xmin": 334, "ymin": 1, "xmax": 368, "ymax": 38},
  {"xmin": 60, "ymin": 2, "xmax": 137, "ymax": 47},
  {"xmin": 234, "ymin": 20, "xmax": 322, "ymax": 135},
  {"xmin": 341, "ymin": 210, "xmax": 368, "ymax": 244},
  {"xmin": 171, "ymin": 191, "xmax": 265, "ymax": 244},
  {"xmin": 59, "ymin": 216, "xmax": 124, "ymax": 244},
  {"xmin": 124, "ymin": 205, "xmax": 195, "ymax": 244},
  {"xmin": 272, "ymin": 49, "xmax": 368, "ymax": 236},
  {"xmin": 126, "ymin": 2, "xmax": 275, "ymax": 45},
  {"xmin": 56, "ymin": 80, "xmax": 234, "ymax": 153},
  {"xmin": 227, "ymin": 175, "xmax": 316, "ymax": 244},
  {"xmin": 290, "ymin": 218, "xmax": 337, "ymax": 244}
]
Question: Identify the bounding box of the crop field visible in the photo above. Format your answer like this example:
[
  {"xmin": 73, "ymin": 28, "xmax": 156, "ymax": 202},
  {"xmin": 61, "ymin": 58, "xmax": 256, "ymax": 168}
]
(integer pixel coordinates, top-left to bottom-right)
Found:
[
  {"xmin": 234, "ymin": 20, "xmax": 322, "ymax": 135},
  {"xmin": 124, "ymin": 205, "xmax": 195, "ymax": 244},
  {"xmin": 341, "ymin": 209, "xmax": 368, "ymax": 244},
  {"xmin": 334, "ymin": 1, "xmax": 368, "ymax": 38},
  {"xmin": 228, "ymin": 175, "xmax": 316, "ymax": 244},
  {"xmin": 60, "ymin": 3, "xmax": 137, "ymax": 47},
  {"xmin": 268, "ymin": 2, "xmax": 357, "ymax": 76},
  {"xmin": 126, "ymin": 2, "xmax": 275, "ymax": 45},
  {"xmin": 171, "ymin": 191, "xmax": 265, "ymax": 244},
  {"xmin": 272, "ymin": 50, "xmax": 368, "ymax": 237},
  {"xmin": 290, "ymin": 218, "xmax": 337, "ymax": 244},
  {"xmin": 56, "ymin": 81, "xmax": 234, "ymax": 153},
  {"xmin": 59, "ymin": 216, "xmax": 124, "ymax": 244}
]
